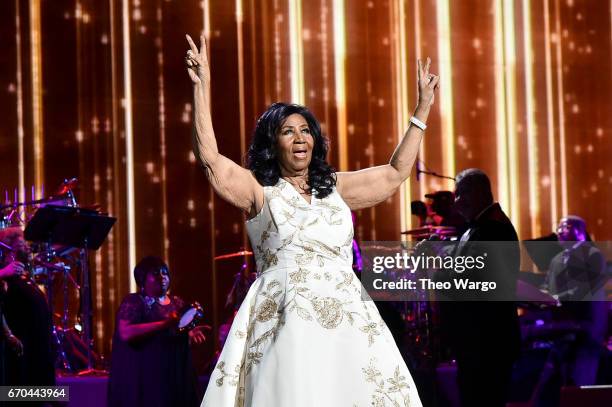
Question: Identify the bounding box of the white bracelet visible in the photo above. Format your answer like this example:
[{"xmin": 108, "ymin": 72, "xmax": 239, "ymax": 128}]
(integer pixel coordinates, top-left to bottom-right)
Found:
[{"xmin": 409, "ymin": 116, "xmax": 427, "ymax": 131}]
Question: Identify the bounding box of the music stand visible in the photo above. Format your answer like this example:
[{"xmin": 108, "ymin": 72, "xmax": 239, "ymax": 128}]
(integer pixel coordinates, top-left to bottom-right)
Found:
[{"xmin": 25, "ymin": 205, "xmax": 116, "ymax": 374}]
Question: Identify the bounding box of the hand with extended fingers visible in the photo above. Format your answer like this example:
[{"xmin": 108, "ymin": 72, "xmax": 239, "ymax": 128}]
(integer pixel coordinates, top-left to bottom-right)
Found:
[
  {"xmin": 185, "ymin": 34, "xmax": 210, "ymax": 86},
  {"xmin": 417, "ymin": 57, "xmax": 440, "ymax": 108}
]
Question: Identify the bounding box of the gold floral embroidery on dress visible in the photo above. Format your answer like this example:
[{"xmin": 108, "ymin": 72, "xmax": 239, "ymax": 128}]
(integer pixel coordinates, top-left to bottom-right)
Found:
[
  {"xmin": 281, "ymin": 268, "xmax": 384, "ymax": 345},
  {"xmin": 335, "ymin": 270, "xmax": 354, "ymax": 290},
  {"xmin": 362, "ymin": 358, "xmax": 413, "ymax": 406},
  {"xmin": 260, "ymin": 192, "xmax": 385, "ymax": 344},
  {"xmin": 359, "ymin": 321, "xmax": 384, "ymax": 346},
  {"xmin": 213, "ymin": 180, "xmax": 394, "ymax": 396},
  {"xmin": 288, "ymin": 268, "xmax": 310, "ymax": 284},
  {"xmin": 255, "ymin": 298, "xmax": 278, "ymax": 322},
  {"xmin": 306, "ymin": 239, "xmax": 342, "ymax": 258},
  {"xmin": 342, "ymin": 227, "xmax": 355, "ymax": 246},
  {"xmin": 215, "ymin": 361, "xmax": 240, "ymax": 387},
  {"xmin": 311, "ymin": 296, "xmax": 343, "ymax": 329},
  {"xmin": 316, "ymin": 201, "xmax": 344, "ymax": 226},
  {"xmin": 254, "ymin": 280, "xmax": 283, "ymax": 322},
  {"xmin": 255, "ymin": 188, "xmax": 329, "ymax": 275},
  {"xmin": 260, "ymin": 220, "xmax": 273, "ymax": 244},
  {"xmin": 258, "ymin": 248, "xmax": 278, "ymax": 271}
]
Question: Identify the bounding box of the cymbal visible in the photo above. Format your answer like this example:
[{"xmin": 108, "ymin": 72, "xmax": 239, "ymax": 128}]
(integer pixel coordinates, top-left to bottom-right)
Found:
[
  {"xmin": 55, "ymin": 178, "xmax": 78, "ymax": 195},
  {"xmin": 1, "ymin": 195, "xmax": 62, "ymax": 209},
  {"xmin": 214, "ymin": 250, "xmax": 253, "ymax": 260},
  {"xmin": 401, "ymin": 225, "xmax": 457, "ymax": 235}
]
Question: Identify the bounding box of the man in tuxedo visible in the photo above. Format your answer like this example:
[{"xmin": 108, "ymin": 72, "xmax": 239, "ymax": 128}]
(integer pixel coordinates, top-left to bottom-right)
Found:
[{"xmin": 438, "ymin": 168, "xmax": 521, "ymax": 406}]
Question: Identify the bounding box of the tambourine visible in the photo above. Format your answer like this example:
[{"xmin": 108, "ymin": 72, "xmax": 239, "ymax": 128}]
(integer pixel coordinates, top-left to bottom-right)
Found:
[{"xmin": 177, "ymin": 302, "xmax": 204, "ymax": 333}]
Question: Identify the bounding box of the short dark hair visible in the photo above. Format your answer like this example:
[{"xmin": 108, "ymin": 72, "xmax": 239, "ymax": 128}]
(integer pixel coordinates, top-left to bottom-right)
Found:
[
  {"xmin": 455, "ymin": 168, "xmax": 493, "ymax": 202},
  {"xmin": 133, "ymin": 256, "xmax": 168, "ymax": 289},
  {"xmin": 246, "ymin": 102, "xmax": 336, "ymax": 198}
]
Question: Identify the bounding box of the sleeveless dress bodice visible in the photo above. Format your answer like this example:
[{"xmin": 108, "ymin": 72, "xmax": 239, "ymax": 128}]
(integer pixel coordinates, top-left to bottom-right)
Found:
[{"xmin": 201, "ymin": 178, "xmax": 422, "ymax": 407}]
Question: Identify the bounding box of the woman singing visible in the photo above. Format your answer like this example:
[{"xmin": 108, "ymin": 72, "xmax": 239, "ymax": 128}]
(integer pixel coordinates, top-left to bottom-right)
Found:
[{"xmin": 185, "ymin": 33, "xmax": 438, "ymax": 406}]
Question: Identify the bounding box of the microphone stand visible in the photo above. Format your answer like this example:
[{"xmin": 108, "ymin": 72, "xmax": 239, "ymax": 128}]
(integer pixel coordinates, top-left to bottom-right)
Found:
[{"xmin": 416, "ymin": 168, "xmax": 456, "ymax": 181}]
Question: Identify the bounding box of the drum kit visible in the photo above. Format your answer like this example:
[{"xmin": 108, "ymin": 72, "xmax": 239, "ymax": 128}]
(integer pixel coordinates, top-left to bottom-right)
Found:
[
  {"xmin": 398, "ymin": 223, "xmax": 564, "ymax": 366},
  {"xmin": 2, "ymin": 178, "xmax": 254, "ymax": 371},
  {"xmin": 0, "ymin": 178, "xmax": 115, "ymax": 373},
  {"xmin": 401, "ymin": 225, "xmax": 458, "ymax": 240}
]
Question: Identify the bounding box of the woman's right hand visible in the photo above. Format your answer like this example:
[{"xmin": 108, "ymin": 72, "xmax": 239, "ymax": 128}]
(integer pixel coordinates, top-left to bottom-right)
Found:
[{"xmin": 185, "ymin": 34, "xmax": 210, "ymax": 86}]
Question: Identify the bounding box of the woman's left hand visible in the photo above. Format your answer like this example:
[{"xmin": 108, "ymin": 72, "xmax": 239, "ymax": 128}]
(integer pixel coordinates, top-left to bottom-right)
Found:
[
  {"xmin": 416, "ymin": 57, "xmax": 440, "ymax": 108},
  {"xmin": 188, "ymin": 324, "xmax": 211, "ymax": 345}
]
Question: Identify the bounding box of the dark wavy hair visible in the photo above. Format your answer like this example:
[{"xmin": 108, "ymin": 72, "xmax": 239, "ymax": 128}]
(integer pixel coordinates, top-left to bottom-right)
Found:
[{"xmin": 246, "ymin": 102, "xmax": 336, "ymax": 199}]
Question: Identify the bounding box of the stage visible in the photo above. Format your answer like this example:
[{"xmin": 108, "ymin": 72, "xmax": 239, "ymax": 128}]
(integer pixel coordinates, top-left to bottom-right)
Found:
[{"xmin": 56, "ymin": 375, "xmax": 210, "ymax": 407}]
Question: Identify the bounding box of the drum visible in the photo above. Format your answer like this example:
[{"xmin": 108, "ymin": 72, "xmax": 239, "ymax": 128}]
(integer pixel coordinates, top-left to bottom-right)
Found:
[{"xmin": 177, "ymin": 302, "xmax": 204, "ymax": 333}]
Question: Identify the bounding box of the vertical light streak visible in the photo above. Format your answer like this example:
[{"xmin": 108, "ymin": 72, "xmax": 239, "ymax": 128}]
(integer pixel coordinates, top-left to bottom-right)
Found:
[
  {"xmin": 414, "ymin": 0, "xmax": 425, "ymax": 194},
  {"xmin": 109, "ymin": 0, "xmax": 120, "ymax": 305},
  {"xmin": 393, "ymin": 0, "xmax": 412, "ymax": 233},
  {"xmin": 436, "ymin": 0, "xmax": 455, "ymax": 189},
  {"xmin": 494, "ymin": 0, "xmax": 510, "ymax": 217},
  {"xmin": 320, "ymin": 0, "xmax": 331, "ymax": 131},
  {"xmin": 249, "ymin": 0, "xmax": 259, "ymax": 114},
  {"xmin": 236, "ymin": 0, "xmax": 246, "ymax": 159},
  {"xmin": 95, "ymin": 250, "xmax": 103, "ymax": 342},
  {"xmin": 273, "ymin": 0, "xmax": 282, "ymax": 100},
  {"xmin": 202, "ymin": 0, "xmax": 218, "ymax": 349},
  {"xmin": 503, "ymin": 0, "xmax": 520, "ymax": 235},
  {"xmin": 76, "ymin": 2, "xmax": 85, "ymax": 202},
  {"xmin": 203, "ymin": 0, "xmax": 211, "ymax": 39},
  {"xmin": 30, "ymin": 0, "xmax": 44, "ymax": 199},
  {"xmin": 333, "ymin": 0, "xmax": 347, "ymax": 170},
  {"xmin": 261, "ymin": 1, "xmax": 271, "ymax": 105},
  {"xmin": 156, "ymin": 2, "xmax": 169, "ymax": 260},
  {"xmin": 543, "ymin": 0, "xmax": 558, "ymax": 230},
  {"xmin": 15, "ymin": 0, "xmax": 25, "ymax": 204},
  {"xmin": 553, "ymin": 0, "xmax": 568, "ymax": 217},
  {"xmin": 289, "ymin": 0, "xmax": 304, "ymax": 103},
  {"xmin": 121, "ymin": 0, "xmax": 137, "ymax": 292},
  {"xmin": 105, "ymin": 175, "xmax": 115, "ymax": 304},
  {"xmin": 236, "ymin": 0, "xmax": 248, "ymax": 252},
  {"xmin": 522, "ymin": 0, "xmax": 541, "ymax": 237}
]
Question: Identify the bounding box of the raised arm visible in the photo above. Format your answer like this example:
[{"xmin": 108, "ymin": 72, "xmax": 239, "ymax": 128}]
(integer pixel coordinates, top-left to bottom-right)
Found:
[
  {"xmin": 186, "ymin": 34, "xmax": 263, "ymax": 216},
  {"xmin": 336, "ymin": 58, "xmax": 439, "ymax": 210}
]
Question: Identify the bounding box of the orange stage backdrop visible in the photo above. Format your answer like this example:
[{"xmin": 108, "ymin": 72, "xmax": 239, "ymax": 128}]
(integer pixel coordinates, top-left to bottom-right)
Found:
[{"xmin": 0, "ymin": 0, "xmax": 611, "ymax": 367}]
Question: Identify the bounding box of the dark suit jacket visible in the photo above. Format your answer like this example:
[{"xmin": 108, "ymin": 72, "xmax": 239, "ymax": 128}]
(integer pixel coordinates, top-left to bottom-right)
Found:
[{"xmin": 438, "ymin": 203, "xmax": 521, "ymax": 362}]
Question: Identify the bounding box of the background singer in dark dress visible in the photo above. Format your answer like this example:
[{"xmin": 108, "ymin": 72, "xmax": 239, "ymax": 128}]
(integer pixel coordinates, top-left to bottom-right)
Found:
[{"xmin": 107, "ymin": 256, "xmax": 206, "ymax": 407}]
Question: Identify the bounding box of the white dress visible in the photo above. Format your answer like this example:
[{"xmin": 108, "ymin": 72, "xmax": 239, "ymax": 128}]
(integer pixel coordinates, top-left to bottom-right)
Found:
[{"xmin": 201, "ymin": 178, "xmax": 422, "ymax": 407}]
